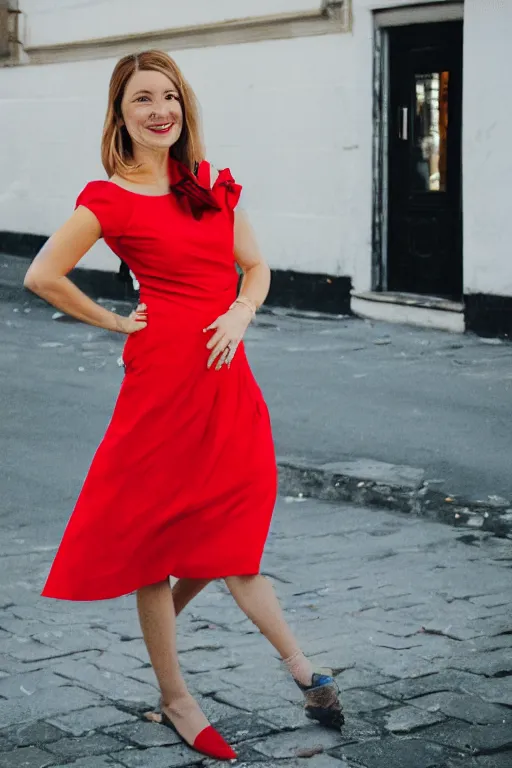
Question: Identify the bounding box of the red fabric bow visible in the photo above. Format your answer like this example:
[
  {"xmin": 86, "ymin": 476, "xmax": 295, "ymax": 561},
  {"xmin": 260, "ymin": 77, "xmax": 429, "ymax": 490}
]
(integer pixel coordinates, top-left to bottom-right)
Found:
[
  {"xmin": 216, "ymin": 169, "xmax": 242, "ymax": 210},
  {"xmin": 169, "ymin": 159, "xmax": 241, "ymax": 219}
]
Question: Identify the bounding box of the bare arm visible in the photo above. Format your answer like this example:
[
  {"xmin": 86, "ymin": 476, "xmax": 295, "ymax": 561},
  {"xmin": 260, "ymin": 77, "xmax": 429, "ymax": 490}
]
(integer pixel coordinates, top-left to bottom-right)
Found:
[
  {"xmin": 207, "ymin": 162, "xmax": 270, "ymax": 310},
  {"xmin": 234, "ymin": 208, "xmax": 271, "ymax": 309},
  {"xmin": 24, "ymin": 207, "xmax": 144, "ymax": 334},
  {"xmin": 204, "ymin": 208, "xmax": 270, "ymax": 369}
]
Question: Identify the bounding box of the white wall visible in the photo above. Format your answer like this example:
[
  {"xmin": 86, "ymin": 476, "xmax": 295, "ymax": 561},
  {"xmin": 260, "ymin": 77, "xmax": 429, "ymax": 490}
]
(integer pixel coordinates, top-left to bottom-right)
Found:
[
  {"xmin": 21, "ymin": 0, "xmax": 322, "ymax": 48},
  {"xmin": 0, "ymin": 29, "xmax": 356, "ymax": 275},
  {"xmin": 3, "ymin": 0, "xmax": 511, "ymax": 299},
  {"xmin": 463, "ymin": 0, "xmax": 512, "ymax": 297}
]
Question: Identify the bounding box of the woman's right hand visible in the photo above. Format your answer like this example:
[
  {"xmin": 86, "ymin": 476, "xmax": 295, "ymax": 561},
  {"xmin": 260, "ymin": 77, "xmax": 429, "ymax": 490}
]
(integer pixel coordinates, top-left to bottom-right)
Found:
[{"xmin": 115, "ymin": 303, "xmax": 148, "ymax": 334}]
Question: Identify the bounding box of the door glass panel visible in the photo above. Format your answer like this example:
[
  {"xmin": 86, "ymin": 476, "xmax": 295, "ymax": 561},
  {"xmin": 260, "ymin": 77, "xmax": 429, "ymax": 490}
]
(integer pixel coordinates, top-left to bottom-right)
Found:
[{"xmin": 412, "ymin": 71, "xmax": 449, "ymax": 192}]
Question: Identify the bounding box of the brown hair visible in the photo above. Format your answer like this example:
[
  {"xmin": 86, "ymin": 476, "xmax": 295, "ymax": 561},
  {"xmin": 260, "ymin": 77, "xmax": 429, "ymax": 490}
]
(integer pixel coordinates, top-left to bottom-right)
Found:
[{"xmin": 101, "ymin": 50, "xmax": 205, "ymax": 178}]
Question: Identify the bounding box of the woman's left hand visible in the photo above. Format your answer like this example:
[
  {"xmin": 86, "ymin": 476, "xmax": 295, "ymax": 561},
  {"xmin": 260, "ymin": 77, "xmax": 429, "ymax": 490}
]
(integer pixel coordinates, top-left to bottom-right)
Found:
[{"xmin": 204, "ymin": 304, "xmax": 253, "ymax": 370}]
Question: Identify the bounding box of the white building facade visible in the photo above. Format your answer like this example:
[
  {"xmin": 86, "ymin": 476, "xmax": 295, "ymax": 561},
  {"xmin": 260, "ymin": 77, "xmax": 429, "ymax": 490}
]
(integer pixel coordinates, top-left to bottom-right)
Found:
[{"xmin": 0, "ymin": 0, "xmax": 510, "ymax": 337}]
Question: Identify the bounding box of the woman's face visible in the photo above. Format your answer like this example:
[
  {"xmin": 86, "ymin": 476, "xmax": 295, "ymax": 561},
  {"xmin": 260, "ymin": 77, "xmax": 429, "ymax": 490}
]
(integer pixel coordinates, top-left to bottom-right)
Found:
[{"xmin": 120, "ymin": 69, "xmax": 183, "ymax": 153}]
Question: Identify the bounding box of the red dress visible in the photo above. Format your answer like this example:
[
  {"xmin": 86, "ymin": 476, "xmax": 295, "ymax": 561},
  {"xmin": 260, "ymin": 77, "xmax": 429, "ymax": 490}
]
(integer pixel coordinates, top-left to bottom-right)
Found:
[{"xmin": 42, "ymin": 158, "xmax": 277, "ymax": 601}]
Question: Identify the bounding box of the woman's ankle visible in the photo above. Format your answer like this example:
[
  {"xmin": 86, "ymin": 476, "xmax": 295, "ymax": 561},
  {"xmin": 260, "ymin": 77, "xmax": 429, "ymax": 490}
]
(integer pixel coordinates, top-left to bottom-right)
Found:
[
  {"xmin": 160, "ymin": 693, "xmax": 211, "ymax": 745},
  {"xmin": 160, "ymin": 689, "xmax": 192, "ymax": 710},
  {"xmin": 282, "ymin": 650, "xmax": 314, "ymax": 687}
]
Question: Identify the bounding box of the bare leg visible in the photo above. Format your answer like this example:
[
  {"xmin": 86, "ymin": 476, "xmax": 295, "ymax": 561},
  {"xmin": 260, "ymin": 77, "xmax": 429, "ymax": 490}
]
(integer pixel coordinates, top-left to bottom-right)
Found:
[
  {"xmin": 173, "ymin": 575, "xmax": 303, "ymax": 663},
  {"xmin": 224, "ymin": 574, "xmax": 344, "ymax": 728},
  {"xmin": 168, "ymin": 574, "xmax": 342, "ymax": 728},
  {"xmin": 224, "ymin": 574, "xmax": 304, "ymax": 662},
  {"xmin": 136, "ymin": 579, "xmax": 210, "ymax": 744},
  {"xmin": 172, "ymin": 578, "xmax": 211, "ymax": 617}
]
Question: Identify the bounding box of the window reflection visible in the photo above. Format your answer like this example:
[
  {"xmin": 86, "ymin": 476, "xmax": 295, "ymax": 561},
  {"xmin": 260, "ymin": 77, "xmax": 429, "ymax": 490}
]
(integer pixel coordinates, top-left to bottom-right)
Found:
[{"xmin": 412, "ymin": 72, "xmax": 449, "ymax": 192}]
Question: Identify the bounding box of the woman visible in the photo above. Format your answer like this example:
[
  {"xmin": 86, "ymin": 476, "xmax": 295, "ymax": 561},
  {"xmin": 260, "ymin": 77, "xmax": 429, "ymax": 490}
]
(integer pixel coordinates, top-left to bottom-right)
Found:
[{"xmin": 25, "ymin": 50, "xmax": 343, "ymax": 761}]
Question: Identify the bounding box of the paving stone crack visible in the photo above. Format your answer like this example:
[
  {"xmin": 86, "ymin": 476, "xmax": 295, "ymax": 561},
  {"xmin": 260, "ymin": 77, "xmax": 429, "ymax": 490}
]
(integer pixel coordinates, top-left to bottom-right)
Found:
[{"xmin": 418, "ymin": 627, "xmax": 464, "ymax": 641}]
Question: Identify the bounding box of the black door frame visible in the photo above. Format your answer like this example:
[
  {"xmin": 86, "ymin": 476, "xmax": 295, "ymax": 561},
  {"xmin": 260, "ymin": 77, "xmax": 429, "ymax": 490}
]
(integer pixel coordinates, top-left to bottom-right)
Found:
[{"xmin": 372, "ymin": 2, "xmax": 464, "ymax": 294}]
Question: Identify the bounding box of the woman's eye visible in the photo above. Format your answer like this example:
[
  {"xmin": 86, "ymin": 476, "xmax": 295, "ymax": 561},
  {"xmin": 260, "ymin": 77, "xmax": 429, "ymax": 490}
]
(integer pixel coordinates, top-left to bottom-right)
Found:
[
  {"xmin": 136, "ymin": 96, "xmax": 149, "ymax": 102},
  {"xmin": 166, "ymin": 94, "xmax": 180, "ymax": 101}
]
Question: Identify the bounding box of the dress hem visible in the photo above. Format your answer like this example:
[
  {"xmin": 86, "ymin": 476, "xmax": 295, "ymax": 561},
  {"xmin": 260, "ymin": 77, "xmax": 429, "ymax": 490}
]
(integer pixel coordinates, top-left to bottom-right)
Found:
[{"xmin": 41, "ymin": 565, "xmax": 262, "ymax": 602}]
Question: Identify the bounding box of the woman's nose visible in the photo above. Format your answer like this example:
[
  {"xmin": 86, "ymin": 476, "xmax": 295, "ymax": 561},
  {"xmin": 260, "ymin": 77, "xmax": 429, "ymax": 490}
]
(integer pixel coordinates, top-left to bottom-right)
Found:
[{"xmin": 156, "ymin": 99, "xmax": 178, "ymax": 115}]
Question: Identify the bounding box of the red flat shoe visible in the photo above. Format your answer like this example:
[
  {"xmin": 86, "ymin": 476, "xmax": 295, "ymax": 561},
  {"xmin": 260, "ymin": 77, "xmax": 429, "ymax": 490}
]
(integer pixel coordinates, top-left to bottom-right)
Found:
[{"xmin": 161, "ymin": 711, "xmax": 237, "ymax": 761}]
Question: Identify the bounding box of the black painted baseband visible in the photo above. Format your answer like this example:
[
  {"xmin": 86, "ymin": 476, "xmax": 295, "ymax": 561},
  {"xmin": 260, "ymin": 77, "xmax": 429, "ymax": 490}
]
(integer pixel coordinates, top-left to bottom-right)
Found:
[
  {"xmin": 0, "ymin": 231, "xmax": 353, "ymax": 314},
  {"xmin": 4, "ymin": 233, "xmax": 512, "ymax": 332},
  {"xmin": 465, "ymin": 293, "xmax": 512, "ymax": 339},
  {"xmin": 266, "ymin": 270, "xmax": 352, "ymax": 315},
  {"xmin": 76, "ymin": 269, "xmax": 351, "ymax": 315},
  {"xmin": 0, "ymin": 231, "xmax": 48, "ymax": 258},
  {"xmin": 0, "ymin": 232, "xmax": 138, "ymax": 302},
  {"xmin": 72, "ymin": 268, "xmax": 352, "ymax": 313},
  {"xmin": 71, "ymin": 264, "xmax": 138, "ymax": 302}
]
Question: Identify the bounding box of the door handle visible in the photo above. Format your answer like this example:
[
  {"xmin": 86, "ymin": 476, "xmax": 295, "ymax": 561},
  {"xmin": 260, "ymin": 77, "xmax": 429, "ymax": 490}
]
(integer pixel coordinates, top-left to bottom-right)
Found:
[{"xmin": 398, "ymin": 107, "xmax": 408, "ymax": 141}]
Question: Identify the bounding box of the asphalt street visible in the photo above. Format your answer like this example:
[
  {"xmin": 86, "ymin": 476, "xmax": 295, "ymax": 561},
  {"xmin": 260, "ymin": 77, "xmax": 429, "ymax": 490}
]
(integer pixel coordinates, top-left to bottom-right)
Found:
[{"xmin": 0, "ymin": 282, "xmax": 511, "ymax": 504}]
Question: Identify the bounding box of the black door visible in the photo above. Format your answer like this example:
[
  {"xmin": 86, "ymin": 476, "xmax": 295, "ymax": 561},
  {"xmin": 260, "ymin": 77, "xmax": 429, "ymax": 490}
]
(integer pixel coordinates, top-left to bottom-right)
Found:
[{"xmin": 388, "ymin": 22, "xmax": 463, "ymax": 299}]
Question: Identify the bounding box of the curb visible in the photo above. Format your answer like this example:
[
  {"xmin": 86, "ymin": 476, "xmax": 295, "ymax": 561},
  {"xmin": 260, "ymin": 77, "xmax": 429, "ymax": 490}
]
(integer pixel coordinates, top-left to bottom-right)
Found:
[{"xmin": 277, "ymin": 458, "xmax": 512, "ymax": 538}]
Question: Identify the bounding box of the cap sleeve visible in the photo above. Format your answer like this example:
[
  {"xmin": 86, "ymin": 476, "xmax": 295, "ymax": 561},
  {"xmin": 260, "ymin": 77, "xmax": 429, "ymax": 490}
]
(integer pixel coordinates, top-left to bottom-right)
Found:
[{"xmin": 75, "ymin": 181, "xmax": 129, "ymax": 238}]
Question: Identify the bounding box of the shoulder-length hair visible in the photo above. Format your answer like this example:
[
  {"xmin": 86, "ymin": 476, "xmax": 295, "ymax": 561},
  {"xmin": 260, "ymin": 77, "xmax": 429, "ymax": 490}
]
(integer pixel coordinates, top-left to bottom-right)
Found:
[{"xmin": 101, "ymin": 50, "xmax": 205, "ymax": 178}]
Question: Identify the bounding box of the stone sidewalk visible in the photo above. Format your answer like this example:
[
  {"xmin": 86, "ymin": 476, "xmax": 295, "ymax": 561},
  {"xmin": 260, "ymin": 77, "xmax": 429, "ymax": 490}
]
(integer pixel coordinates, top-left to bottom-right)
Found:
[{"xmin": 1, "ymin": 497, "xmax": 512, "ymax": 768}]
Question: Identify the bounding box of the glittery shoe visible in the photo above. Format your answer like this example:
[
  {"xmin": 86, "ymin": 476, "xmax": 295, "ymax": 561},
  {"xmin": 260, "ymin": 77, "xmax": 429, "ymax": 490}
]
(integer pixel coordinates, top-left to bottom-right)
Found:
[{"xmin": 295, "ymin": 673, "xmax": 345, "ymax": 730}]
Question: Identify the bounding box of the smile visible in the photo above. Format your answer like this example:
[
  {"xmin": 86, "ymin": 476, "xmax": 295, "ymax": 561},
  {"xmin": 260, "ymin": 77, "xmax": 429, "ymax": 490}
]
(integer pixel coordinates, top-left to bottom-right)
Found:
[{"xmin": 147, "ymin": 123, "xmax": 174, "ymax": 133}]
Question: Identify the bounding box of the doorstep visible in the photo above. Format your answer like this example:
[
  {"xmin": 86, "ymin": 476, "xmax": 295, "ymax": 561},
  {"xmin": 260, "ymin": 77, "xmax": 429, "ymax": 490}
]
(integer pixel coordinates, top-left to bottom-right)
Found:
[{"xmin": 351, "ymin": 291, "xmax": 465, "ymax": 333}]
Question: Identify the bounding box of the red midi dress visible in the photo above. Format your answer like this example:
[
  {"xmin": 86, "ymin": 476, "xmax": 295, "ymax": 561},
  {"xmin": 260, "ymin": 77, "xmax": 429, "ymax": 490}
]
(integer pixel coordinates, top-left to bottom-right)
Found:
[{"xmin": 42, "ymin": 158, "xmax": 277, "ymax": 601}]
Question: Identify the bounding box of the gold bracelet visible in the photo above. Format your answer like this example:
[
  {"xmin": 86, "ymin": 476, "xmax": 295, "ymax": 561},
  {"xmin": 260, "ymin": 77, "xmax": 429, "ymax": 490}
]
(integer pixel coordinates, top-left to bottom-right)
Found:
[{"xmin": 230, "ymin": 296, "xmax": 257, "ymax": 315}]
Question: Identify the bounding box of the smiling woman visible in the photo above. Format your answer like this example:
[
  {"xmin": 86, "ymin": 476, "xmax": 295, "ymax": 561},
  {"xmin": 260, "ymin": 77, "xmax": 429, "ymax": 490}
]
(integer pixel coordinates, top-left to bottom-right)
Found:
[
  {"xmin": 23, "ymin": 48, "xmax": 343, "ymax": 760},
  {"xmin": 101, "ymin": 50, "xmax": 203, "ymax": 189},
  {"xmin": 128, "ymin": 83, "xmax": 182, "ymax": 138}
]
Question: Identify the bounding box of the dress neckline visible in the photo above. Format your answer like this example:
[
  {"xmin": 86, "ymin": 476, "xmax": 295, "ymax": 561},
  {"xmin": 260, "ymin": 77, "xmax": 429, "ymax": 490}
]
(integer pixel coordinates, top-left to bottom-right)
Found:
[
  {"xmin": 106, "ymin": 157, "xmax": 212, "ymax": 199},
  {"xmin": 107, "ymin": 181, "xmax": 172, "ymax": 199}
]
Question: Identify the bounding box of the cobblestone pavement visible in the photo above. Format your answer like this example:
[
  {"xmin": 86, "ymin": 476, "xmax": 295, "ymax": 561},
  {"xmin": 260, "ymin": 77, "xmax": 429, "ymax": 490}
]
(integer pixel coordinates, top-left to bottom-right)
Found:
[{"xmin": 1, "ymin": 496, "xmax": 512, "ymax": 767}]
